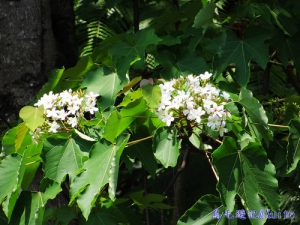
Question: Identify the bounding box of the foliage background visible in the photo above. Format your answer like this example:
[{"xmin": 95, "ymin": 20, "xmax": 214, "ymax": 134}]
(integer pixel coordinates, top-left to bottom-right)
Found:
[{"xmin": 1, "ymin": 0, "xmax": 300, "ymax": 224}]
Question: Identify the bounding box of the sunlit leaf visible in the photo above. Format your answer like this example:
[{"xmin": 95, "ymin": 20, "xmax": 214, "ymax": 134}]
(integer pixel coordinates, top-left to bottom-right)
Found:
[
  {"xmin": 141, "ymin": 84, "xmax": 161, "ymax": 109},
  {"xmin": 19, "ymin": 106, "xmax": 45, "ymax": 132},
  {"xmin": 69, "ymin": 135, "xmax": 129, "ymax": 219},
  {"xmin": 42, "ymin": 137, "xmax": 85, "ymax": 183}
]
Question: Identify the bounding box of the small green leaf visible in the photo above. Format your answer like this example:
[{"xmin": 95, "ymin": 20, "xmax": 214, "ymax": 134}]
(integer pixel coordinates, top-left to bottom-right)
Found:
[
  {"xmin": 153, "ymin": 127, "xmax": 181, "ymax": 168},
  {"xmin": 286, "ymin": 118, "xmax": 300, "ymax": 173},
  {"xmin": 19, "ymin": 106, "xmax": 45, "ymax": 132},
  {"xmin": 141, "ymin": 84, "xmax": 162, "ymax": 109}
]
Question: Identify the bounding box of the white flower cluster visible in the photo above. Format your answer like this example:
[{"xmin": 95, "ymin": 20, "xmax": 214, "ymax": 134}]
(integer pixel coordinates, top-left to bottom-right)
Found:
[
  {"xmin": 30, "ymin": 90, "xmax": 99, "ymax": 142},
  {"xmin": 155, "ymin": 72, "xmax": 231, "ymax": 136}
]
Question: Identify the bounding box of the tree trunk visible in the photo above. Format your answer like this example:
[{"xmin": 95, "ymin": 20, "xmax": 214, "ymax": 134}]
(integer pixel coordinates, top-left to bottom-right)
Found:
[{"xmin": 0, "ymin": 0, "xmax": 77, "ymax": 223}]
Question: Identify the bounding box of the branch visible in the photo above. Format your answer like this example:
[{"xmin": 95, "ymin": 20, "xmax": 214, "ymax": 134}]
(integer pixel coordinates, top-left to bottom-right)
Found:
[
  {"xmin": 162, "ymin": 146, "xmax": 190, "ymax": 196},
  {"xmin": 132, "ymin": 0, "xmax": 139, "ymax": 33},
  {"xmin": 283, "ymin": 66, "xmax": 300, "ymax": 95},
  {"xmin": 204, "ymin": 151, "xmax": 219, "ymax": 181}
]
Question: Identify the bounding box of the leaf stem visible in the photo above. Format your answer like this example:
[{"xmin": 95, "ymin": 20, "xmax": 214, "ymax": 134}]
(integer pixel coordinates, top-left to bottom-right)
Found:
[
  {"xmin": 126, "ymin": 135, "xmax": 154, "ymax": 146},
  {"xmin": 204, "ymin": 151, "xmax": 219, "ymax": 181}
]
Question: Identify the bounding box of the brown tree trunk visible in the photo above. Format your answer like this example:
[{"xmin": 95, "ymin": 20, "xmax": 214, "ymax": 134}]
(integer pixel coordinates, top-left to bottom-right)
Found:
[{"xmin": 0, "ymin": 0, "xmax": 77, "ymax": 223}]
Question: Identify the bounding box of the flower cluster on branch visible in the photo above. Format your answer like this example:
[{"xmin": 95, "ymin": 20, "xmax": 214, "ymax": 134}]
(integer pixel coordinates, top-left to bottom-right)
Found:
[
  {"xmin": 30, "ymin": 90, "xmax": 99, "ymax": 143},
  {"xmin": 155, "ymin": 72, "xmax": 231, "ymax": 136}
]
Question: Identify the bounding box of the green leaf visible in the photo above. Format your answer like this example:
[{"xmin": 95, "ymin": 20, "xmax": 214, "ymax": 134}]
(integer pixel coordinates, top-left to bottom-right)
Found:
[
  {"xmin": 60, "ymin": 55, "xmax": 95, "ymax": 89},
  {"xmin": 141, "ymin": 84, "xmax": 162, "ymax": 109},
  {"xmin": 103, "ymin": 98, "xmax": 147, "ymax": 143},
  {"xmin": 211, "ymin": 27, "xmax": 272, "ymax": 87},
  {"xmin": 153, "ymin": 127, "xmax": 181, "ymax": 168},
  {"xmin": 157, "ymin": 51, "xmax": 208, "ymax": 80},
  {"xmin": 19, "ymin": 106, "xmax": 45, "ymax": 131},
  {"xmin": 22, "ymin": 142, "xmax": 43, "ymax": 189},
  {"xmin": 177, "ymin": 195, "xmax": 225, "ymax": 225},
  {"xmin": 54, "ymin": 205, "xmax": 76, "ymax": 225},
  {"xmin": 238, "ymin": 88, "xmax": 271, "ymax": 145},
  {"xmin": 286, "ymin": 118, "xmax": 300, "ymax": 173},
  {"xmin": 0, "ymin": 154, "xmax": 26, "ymax": 220},
  {"xmin": 212, "ymin": 137, "xmax": 279, "ymax": 216},
  {"xmin": 193, "ymin": 3, "xmax": 216, "ymax": 29},
  {"xmin": 80, "ymin": 200, "xmax": 129, "ymax": 225},
  {"xmin": 130, "ymin": 190, "xmax": 172, "ymax": 211},
  {"xmin": 274, "ymin": 31, "xmax": 300, "ymax": 72},
  {"xmin": 126, "ymin": 139, "xmax": 158, "ymax": 178},
  {"xmin": 69, "ymin": 135, "xmax": 129, "ymax": 220},
  {"xmin": 80, "ymin": 66, "xmax": 126, "ymax": 110},
  {"xmin": 270, "ymin": 3, "xmax": 298, "ymax": 36},
  {"xmin": 110, "ymin": 28, "xmax": 161, "ymax": 59},
  {"xmin": 42, "ymin": 137, "xmax": 84, "ymax": 183},
  {"xmin": 37, "ymin": 68, "xmax": 64, "ymax": 99},
  {"xmin": 10, "ymin": 181, "xmax": 60, "ymax": 225}
]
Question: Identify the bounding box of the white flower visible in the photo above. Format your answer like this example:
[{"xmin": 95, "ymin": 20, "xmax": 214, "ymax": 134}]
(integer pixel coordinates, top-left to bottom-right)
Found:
[
  {"xmin": 48, "ymin": 121, "xmax": 60, "ymax": 133},
  {"xmin": 46, "ymin": 108, "xmax": 58, "ymax": 118},
  {"xmin": 85, "ymin": 92, "xmax": 99, "ymax": 102},
  {"xmin": 67, "ymin": 104, "xmax": 80, "ymax": 115},
  {"xmin": 200, "ymin": 71, "xmax": 212, "ymax": 80},
  {"xmin": 56, "ymin": 109, "xmax": 68, "ymax": 120},
  {"xmin": 216, "ymin": 122, "xmax": 228, "ymax": 136},
  {"xmin": 161, "ymin": 111, "xmax": 174, "ymax": 126},
  {"xmin": 207, "ymin": 115, "xmax": 221, "ymax": 130},
  {"xmin": 85, "ymin": 104, "xmax": 99, "ymax": 115},
  {"xmin": 221, "ymin": 91, "xmax": 230, "ymax": 100},
  {"xmin": 68, "ymin": 117, "xmax": 78, "ymax": 127},
  {"xmin": 193, "ymin": 107, "xmax": 206, "ymax": 123}
]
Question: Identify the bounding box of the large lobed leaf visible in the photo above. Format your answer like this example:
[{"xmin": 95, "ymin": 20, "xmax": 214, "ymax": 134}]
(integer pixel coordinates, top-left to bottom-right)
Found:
[
  {"xmin": 80, "ymin": 65, "xmax": 126, "ymax": 110},
  {"xmin": 42, "ymin": 137, "xmax": 85, "ymax": 183},
  {"xmin": 69, "ymin": 134, "xmax": 129, "ymax": 220},
  {"xmin": 211, "ymin": 27, "xmax": 272, "ymax": 87},
  {"xmin": 212, "ymin": 137, "xmax": 279, "ymax": 224}
]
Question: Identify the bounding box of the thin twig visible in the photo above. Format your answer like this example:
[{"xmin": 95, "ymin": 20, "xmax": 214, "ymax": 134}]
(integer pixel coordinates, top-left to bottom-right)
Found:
[
  {"xmin": 142, "ymin": 168, "xmax": 150, "ymax": 225},
  {"xmin": 204, "ymin": 151, "xmax": 219, "ymax": 181},
  {"xmin": 126, "ymin": 135, "xmax": 154, "ymax": 146},
  {"xmin": 283, "ymin": 66, "xmax": 300, "ymax": 95}
]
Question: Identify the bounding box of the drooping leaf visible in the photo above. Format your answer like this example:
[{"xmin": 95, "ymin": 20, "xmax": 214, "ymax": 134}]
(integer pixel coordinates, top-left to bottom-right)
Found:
[
  {"xmin": 238, "ymin": 88, "xmax": 271, "ymax": 145},
  {"xmin": 80, "ymin": 66, "xmax": 126, "ymax": 110},
  {"xmin": 212, "ymin": 137, "xmax": 279, "ymax": 218},
  {"xmin": 177, "ymin": 195, "xmax": 225, "ymax": 225},
  {"xmin": 153, "ymin": 127, "xmax": 181, "ymax": 168},
  {"xmin": 211, "ymin": 27, "xmax": 272, "ymax": 87},
  {"xmin": 117, "ymin": 76, "xmax": 142, "ymax": 96},
  {"xmin": 42, "ymin": 137, "xmax": 85, "ymax": 183},
  {"xmin": 69, "ymin": 135, "xmax": 129, "ymax": 220},
  {"xmin": 0, "ymin": 154, "xmax": 26, "ymax": 220},
  {"xmin": 19, "ymin": 106, "xmax": 45, "ymax": 132},
  {"xmin": 103, "ymin": 98, "xmax": 146, "ymax": 143},
  {"xmin": 141, "ymin": 84, "xmax": 161, "ymax": 109},
  {"xmin": 286, "ymin": 118, "xmax": 300, "ymax": 173},
  {"xmin": 193, "ymin": 3, "xmax": 216, "ymax": 29}
]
